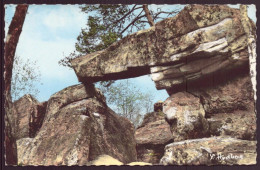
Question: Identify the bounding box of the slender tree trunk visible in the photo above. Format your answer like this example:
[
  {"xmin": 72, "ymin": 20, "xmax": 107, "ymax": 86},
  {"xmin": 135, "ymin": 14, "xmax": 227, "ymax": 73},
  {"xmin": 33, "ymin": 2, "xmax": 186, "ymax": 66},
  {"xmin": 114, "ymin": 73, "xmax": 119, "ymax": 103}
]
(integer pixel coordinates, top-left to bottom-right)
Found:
[
  {"xmin": 4, "ymin": 4, "xmax": 28, "ymax": 165},
  {"xmin": 239, "ymin": 5, "xmax": 257, "ymax": 101},
  {"xmin": 143, "ymin": 5, "xmax": 155, "ymax": 26}
]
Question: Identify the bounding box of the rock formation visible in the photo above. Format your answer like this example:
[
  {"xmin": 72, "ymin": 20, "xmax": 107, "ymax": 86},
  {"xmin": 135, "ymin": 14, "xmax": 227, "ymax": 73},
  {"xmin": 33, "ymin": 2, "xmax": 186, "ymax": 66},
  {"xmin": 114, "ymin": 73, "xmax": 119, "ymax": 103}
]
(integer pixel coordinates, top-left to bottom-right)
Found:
[
  {"xmin": 135, "ymin": 112, "xmax": 173, "ymax": 164},
  {"xmin": 161, "ymin": 73, "xmax": 256, "ymax": 165},
  {"xmin": 12, "ymin": 4, "xmax": 256, "ymax": 166},
  {"xmin": 163, "ymin": 92, "xmax": 209, "ymax": 142},
  {"xmin": 12, "ymin": 94, "xmax": 46, "ymax": 139},
  {"xmin": 71, "ymin": 5, "xmax": 255, "ymax": 95},
  {"xmin": 29, "ymin": 101, "xmax": 47, "ymax": 138},
  {"xmin": 189, "ymin": 73, "xmax": 256, "ymax": 140},
  {"xmin": 16, "ymin": 84, "xmax": 137, "ymax": 165}
]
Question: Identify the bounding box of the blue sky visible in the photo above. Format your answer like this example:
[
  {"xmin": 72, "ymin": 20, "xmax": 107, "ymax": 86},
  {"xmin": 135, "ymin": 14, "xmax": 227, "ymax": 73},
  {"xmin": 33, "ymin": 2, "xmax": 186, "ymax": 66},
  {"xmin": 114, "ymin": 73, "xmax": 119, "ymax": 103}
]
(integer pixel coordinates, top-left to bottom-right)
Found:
[{"xmin": 5, "ymin": 4, "xmax": 257, "ymax": 107}]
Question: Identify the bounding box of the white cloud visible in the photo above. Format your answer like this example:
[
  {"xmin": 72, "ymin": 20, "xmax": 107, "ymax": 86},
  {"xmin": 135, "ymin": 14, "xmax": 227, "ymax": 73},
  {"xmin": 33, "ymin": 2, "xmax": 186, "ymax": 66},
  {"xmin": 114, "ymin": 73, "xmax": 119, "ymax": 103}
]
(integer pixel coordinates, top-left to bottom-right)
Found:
[
  {"xmin": 14, "ymin": 5, "xmax": 88, "ymax": 79},
  {"xmin": 42, "ymin": 5, "xmax": 87, "ymax": 31}
]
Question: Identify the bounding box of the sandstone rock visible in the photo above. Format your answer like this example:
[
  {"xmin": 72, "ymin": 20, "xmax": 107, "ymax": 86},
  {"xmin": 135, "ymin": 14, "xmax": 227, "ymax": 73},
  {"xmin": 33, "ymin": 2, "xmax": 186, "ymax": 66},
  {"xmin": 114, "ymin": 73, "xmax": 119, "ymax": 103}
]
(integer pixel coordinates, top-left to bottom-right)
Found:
[
  {"xmin": 43, "ymin": 83, "xmax": 96, "ymax": 124},
  {"xmin": 160, "ymin": 136, "xmax": 256, "ymax": 165},
  {"xmin": 17, "ymin": 84, "xmax": 137, "ymax": 165},
  {"xmin": 13, "ymin": 94, "xmax": 39, "ymax": 139},
  {"xmin": 135, "ymin": 112, "xmax": 173, "ymax": 164},
  {"xmin": 71, "ymin": 5, "xmax": 254, "ymax": 93},
  {"xmin": 136, "ymin": 112, "xmax": 173, "ymax": 145},
  {"xmin": 164, "ymin": 73, "xmax": 256, "ymax": 141},
  {"xmin": 163, "ymin": 92, "xmax": 209, "ymax": 142},
  {"xmin": 207, "ymin": 110, "xmax": 256, "ymax": 140},
  {"xmin": 153, "ymin": 101, "xmax": 163, "ymax": 112},
  {"xmin": 189, "ymin": 73, "xmax": 254, "ymax": 114},
  {"xmin": 29, "ymin": 101, "xmax": 47, "ymax": 138}
]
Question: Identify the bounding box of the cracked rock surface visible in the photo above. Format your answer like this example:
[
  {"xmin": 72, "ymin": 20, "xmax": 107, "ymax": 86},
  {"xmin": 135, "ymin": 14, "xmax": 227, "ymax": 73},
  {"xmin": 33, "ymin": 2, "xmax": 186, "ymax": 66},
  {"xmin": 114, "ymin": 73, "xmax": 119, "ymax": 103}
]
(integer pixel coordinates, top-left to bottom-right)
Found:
[{"xmin": 17, "ymin": 84, "xmax": 137, "ymax": 165}]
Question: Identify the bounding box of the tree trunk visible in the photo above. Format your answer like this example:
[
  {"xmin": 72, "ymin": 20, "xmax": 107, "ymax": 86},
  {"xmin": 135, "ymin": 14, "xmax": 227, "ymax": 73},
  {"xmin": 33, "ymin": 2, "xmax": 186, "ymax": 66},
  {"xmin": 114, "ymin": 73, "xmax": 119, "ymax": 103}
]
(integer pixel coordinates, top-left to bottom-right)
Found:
[
  {"xmin": 239, "ymin": 5, "xmax": 257, "ymax": 102},
  {"xmin": 4, "ymin": 4, "xmax": 28, "ymax": 165},
  {"xmin": 143, "ymin": 5, "xmax": 155, "ymax": 26}
]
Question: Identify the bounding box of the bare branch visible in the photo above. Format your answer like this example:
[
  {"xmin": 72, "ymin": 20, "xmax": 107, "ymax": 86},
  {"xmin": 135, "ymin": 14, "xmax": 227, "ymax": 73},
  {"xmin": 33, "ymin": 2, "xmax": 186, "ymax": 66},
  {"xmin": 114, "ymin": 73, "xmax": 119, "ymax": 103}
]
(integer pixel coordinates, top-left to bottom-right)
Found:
[
  {"xmin": 143, "ymin": 4, "xmax": 155, "ymax": 26},
  {"xmin": 112, "ymin": 5, "xmax": 142, "ymax": 25},
  {"xmin": 120, "ymin": 9, "xmax": 146, "ymax": 35},
  {"xmin": 153, "ymin": 10, "xmax": 179, "ymax": 20}
]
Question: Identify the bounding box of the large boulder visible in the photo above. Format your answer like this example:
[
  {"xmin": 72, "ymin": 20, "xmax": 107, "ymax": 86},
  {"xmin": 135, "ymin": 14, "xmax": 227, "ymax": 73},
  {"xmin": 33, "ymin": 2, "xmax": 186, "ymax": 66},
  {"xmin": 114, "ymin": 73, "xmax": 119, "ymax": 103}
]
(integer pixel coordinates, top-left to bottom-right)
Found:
[
  {"xmin": 17, "ymin": 84, "xmax": 137, "ymax": 165},
  {"xmin": 43, "ymin": 83, "xmax": 96, "ymax": 124},
  {"xmin": 160, "ymin": 136, "xmax": 256, "ymax": 165},
  {"xmin": 71, "ymin": 5, "xmax": 255, "ymax": 93},
  {"xmin": 163, "ymin": 92, "xmax": 209, "ymax": 142},
  {"xmin": 135, "ymin": 112, "xmax": 173, "ymax": 164}
]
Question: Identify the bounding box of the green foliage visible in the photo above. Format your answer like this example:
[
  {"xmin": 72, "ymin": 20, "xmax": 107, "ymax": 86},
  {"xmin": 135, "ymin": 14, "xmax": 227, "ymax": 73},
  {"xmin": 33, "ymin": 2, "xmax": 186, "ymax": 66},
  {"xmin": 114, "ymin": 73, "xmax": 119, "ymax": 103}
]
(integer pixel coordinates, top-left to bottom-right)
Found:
[
  {"xmin": 74, "ymin": 5, "xmax": 145, "ymax": 56},
  {"xmin": 97, "ymin": 80, "xmax": 154, "ymax": 127},
  {"xmin": 11, "ymin": 55, "xmax": 42, "ymax": 101}
]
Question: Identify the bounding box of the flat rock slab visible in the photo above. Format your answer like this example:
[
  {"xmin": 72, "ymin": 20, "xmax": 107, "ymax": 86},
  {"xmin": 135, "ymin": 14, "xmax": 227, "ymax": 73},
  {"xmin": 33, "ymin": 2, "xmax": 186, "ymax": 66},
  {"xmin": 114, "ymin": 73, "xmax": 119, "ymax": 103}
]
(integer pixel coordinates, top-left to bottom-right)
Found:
[
  {"xmin": 71, "ymin": 5, "xmax": 255, "ymax": 92},
  {"xmin": 160, "ymin": 136, "xmax": 256, "ymax": 165}
]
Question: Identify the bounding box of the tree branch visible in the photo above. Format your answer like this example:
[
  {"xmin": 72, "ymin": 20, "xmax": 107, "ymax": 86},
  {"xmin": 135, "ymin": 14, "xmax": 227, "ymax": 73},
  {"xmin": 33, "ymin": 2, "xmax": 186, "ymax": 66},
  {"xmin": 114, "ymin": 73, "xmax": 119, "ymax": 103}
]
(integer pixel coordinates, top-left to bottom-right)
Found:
[
  {"xmin": 142, "ymin": 4, "xmax": 155, "ymax": 26},
  {"xmin": 153, "ymin": 10, "xmax": 179, "ymax": 20},
  {"xmin": 120, "ymin": 10, "xmax": 146, "ymax": 35},
  {"xmin": 4, "ymin": 4, "xmax": 28, "ymax": 165},
  {"xmin": 112, "ymin": 5, "xmax": 143, "ymax": 24}
]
